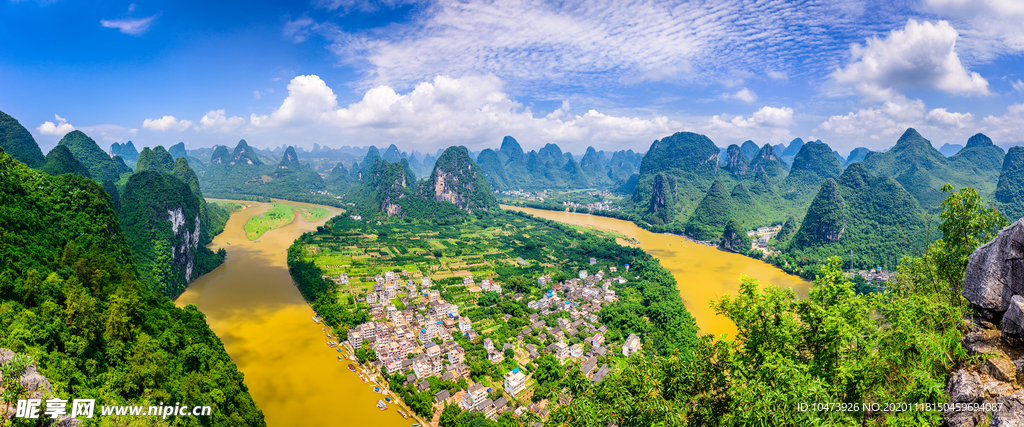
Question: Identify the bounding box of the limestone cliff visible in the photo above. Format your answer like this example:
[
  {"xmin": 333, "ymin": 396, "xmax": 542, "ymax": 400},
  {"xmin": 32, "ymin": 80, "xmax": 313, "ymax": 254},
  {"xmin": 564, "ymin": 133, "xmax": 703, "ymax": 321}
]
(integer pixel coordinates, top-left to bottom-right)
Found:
[{"xmin": 417, "ymin": 146, "xmax": 498, "ymax": 213}]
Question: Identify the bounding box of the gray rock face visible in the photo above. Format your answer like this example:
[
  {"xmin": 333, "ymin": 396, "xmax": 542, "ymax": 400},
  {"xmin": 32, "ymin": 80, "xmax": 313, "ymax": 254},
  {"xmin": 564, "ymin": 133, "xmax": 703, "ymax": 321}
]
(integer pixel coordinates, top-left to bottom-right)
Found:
[
  {"xmin": 987, "ymin": 356, "xmax": 1019, "ymax": 384},
  {"xmin": 949, "ymin": 369, "xmax": 984, "ymax": 404},
  {"xmin": 1005, "ymin": 295, "xmax": 1024, "ymax": 346},
  {"xmin": 992, "ymin": 390, "xmax": 1024, "ymax": 426},
  {"xmin": 0, "ymin": 348, "xmax": 80, "ymax": 426},
  {"xmin": 963, "ymin": 218, "xmax": 1024, "ymax": 321}
]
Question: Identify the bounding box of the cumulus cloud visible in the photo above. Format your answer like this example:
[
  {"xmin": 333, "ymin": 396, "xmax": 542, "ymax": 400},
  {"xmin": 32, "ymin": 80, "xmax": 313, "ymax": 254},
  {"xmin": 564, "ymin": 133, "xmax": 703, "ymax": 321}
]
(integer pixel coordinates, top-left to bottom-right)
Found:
[
  {"xmin": 831, "ymin": 19, "xmax": 990, "ymax": 101},
  {"xmin": 142, "ymin": 115, "xmax": 193, "ymax": 131},
  {"xmin": 815, "ymin": 96, "xmax": 984, "ymax": 150},
  {"xmin": 923, "ymin": 0, "xmax": 1024, "ymax": 58},
  {"xmin": 701, "ymin": 106, "xmax": 795, "ymax": 145},
  {"xmin": 721, "ymin": 88, "xmax": 757, "ymax": 103},
  {"xmin": 100, "ymin": 15, "xmax": 157, "ymax": 35},
  {"xmin": 926, "ymin": 108, "xmax": 973, "ymax": 129},
  {"xmin": 709, "ymin": 106, "xmax": 794, "ymax": 129},
  {"xmin": 199, "ymin": 110, "xmax": 245, "ymax": 133},
  {"xmin": 247, "ymin": 74, "xmax": 680, "ymax": 151},
  {"xmin": 981, "ymin": 104, "xmax": 1024, "ymax": 143},
  {"xmin": 36, "ymin": 114, "xmax": 75, "ymax": 136},
  {"xmin": 818, "ymin": 96, "xmax": 926, "ymax": 139}
]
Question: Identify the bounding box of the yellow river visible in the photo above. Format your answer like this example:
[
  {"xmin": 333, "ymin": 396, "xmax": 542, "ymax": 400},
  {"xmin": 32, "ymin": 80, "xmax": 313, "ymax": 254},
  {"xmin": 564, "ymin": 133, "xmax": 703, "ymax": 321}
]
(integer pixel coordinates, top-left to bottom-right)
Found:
[
  {"xmin": 177, "ymin": 201, "xmax": 810, "ymax": 426},
  {"xmin": 503, "ymin": 205, "xmax": 812, "ymax": 338},
  {"xmin": 176, "ymin": 201, "xmax": 410, "ymax": 427}
]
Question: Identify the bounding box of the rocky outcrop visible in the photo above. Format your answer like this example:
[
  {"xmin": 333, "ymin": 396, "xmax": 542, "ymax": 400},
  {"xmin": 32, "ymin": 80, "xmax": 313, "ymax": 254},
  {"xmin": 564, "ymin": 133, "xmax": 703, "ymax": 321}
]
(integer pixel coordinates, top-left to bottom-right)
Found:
[
  {"xmin": 963, "ymin": 218, "xmax": 1024, "ymax": 322},
  {"xmin": 417, "ymin": 146, "xmax": 498, "ymax": 213},
  {"xmin": 723, "ymin": 144, "xmax": 748, "ymax": 177},
  {"xmin": 0, "ymin": 349, "xmax": 79, "ymax": 426}
]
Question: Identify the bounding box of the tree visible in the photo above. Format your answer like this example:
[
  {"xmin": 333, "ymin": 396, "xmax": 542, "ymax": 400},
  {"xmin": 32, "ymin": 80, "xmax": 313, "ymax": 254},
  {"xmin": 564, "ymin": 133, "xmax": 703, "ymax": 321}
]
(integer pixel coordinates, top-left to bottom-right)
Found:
[
  {"xmin": 439, "ymin": 403, "xmax": 463, "ymax": 427},
  {"xmin": 533, "ymin": 354, "xmax": 563, "ymax": 386},
  {"xmin": 934, "ymin": 184, "xmax": 1008, "ymax": 305}
]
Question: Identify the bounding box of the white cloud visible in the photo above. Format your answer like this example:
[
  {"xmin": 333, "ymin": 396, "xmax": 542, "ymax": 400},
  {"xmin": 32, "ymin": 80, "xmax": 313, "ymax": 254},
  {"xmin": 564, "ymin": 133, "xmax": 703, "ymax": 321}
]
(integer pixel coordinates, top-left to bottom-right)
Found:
[
  {"xmin": 246, "ymin": 74, "xmax": 681, "ymax": 151},
  {"xmin": 198, "ymin": 110, "xmax": 245, "ymax": 133},
  {"xmin": 253, "ymin": 90, "xmax": 262, "ymax": 100},
  {"xmin": 831, "ymin": 19, "xmax": 990, "ymax": 101},
  {"xmin": 767, "ymin": 70, "xmax": 788, "ymax": 81},
  {"xmin": 100, "ymin": 15, "xmax": 157, "ymax": 35},
  {"xmin": 142, "ymin": 115, "xmax": 193, "ymax": 131},
  {"xmin": 926, "ymin": 107, "xmax": 973, "ymax": 129},
  {"xmin": 702, "ymin": 106, "xmax": 795, "ymax": 145},
  {"xmin": 922, "ymin": 0, "xmax": 1024, "ymax": 57},
  {"xmin": 283, "ymin": 16, "xmax": 315, "ymax": 43},
  {"xmin": 312, "ymin": 0, "xmax": 892, "ymax": 92},
  {"xmin": 981, "ymin": 104, "xmax": 1024, "ymax": 143},
  {"xmin": 1012, "ymin": 79, "xmax": 1024, "ymax": 94},
  {"xmin": 36, "ymin": 114, "xmax": 75, "ymax": 136},
  {"xmin": 721, "ymin": 88, "xmax": 757, "ymax": 103},
  {"xmin": 818, "ymin": 96, "xmax": 926, "ymax": 139}
]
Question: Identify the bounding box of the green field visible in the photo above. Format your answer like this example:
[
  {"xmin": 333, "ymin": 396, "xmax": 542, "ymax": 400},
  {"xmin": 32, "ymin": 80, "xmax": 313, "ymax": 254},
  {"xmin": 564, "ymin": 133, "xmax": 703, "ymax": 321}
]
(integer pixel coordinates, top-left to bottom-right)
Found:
[
  {"xmin": 297, "ymin": 205, "xmax": 331, "ymax": 222},
  {"xmin": 208, "ymin": 200, "xmax": 248, "ymax": 213},
  {"xmin": 244, "ymin": 203, "xmax": 295, "ymax": 240}
]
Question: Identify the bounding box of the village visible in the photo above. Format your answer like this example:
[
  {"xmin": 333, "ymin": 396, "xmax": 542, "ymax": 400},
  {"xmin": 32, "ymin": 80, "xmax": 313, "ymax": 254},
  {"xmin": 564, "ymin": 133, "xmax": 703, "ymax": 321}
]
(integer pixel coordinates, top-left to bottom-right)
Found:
[{"xmin": 328, "ymin": 261, "xmax": 642, "ymax": 423}]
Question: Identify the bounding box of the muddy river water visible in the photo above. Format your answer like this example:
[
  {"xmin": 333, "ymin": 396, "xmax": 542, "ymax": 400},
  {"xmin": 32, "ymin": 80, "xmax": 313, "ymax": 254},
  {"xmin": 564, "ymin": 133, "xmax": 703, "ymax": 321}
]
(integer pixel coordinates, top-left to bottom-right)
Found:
[{"xmin": 177, "ymin": 201, "xmax": 810, "ymax": 426}]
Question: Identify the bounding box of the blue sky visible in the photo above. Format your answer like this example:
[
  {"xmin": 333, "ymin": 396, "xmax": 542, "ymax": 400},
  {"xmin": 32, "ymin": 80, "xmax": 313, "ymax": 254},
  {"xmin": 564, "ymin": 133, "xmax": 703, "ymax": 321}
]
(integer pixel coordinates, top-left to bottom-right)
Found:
[{"xmin": 3, "ymin": 0, "xmax": 1024, "ymax": 156}]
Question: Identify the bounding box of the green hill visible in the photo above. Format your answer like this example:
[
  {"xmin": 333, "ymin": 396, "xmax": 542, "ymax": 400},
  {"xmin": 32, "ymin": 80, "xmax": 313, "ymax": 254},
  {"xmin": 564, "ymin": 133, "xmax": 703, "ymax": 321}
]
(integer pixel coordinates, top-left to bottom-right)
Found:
[
  {"xmin": 120, "ymin": 170, "xmax": 224, "ymax": 297},
  {"xmin": 136, "ymin": 146, "xmax": 176, "ymax": 174},
  {"xmin": 41, "ymin": 144, "xmax": 91, "ymax": 178},
  {"xmin": 630, "ymin": 132, "xmax": 720, "ymax": 225},
  {"xmin": 0, "ymin": 148, "xmax": 265, "ymax": 426},
  {"xmin": 57, "ymin": 130, "xmax": 131, "ymax": 182},
  {"xmin": 723, "ymin": 144, "xmax": 749, "ymax": 177},
  {"xmin": 748, "ymin": 143, "xmax": 787, "ymax": 182},
  {"xmin": 950, "ymin": 133, "xmax": 1004, "ymax": 185},
  {"xmin": 684, "ymin": 178, "xmax": 733, "ymax": 240},
  {"xmin": 0, "ymin": 109, "xmax": 46, "ymax": 168},
  {"xmin": 861, "ymin": 128, "xmax": 996, "ymax": 211},
  {"xmin": 995, "ymin": 146, "xmax": 1024, "ymax": 220},
  {"xmin": 843, "ymin": 147, "xmax": 871, "ymax": 167},
  {"xmin": 110, "ymin": 140, "xmax": 140, "ymax": 161},
  {"xmin": 740, "ymin": 140, "xmax": 759, "ymax": 162},
  {"xmin": 200, "ymin": 141, "xmax": 335, "ymax": 205},
  {"xmin": 784, "ymin": 163, "xmax": 928, "ymax": 269},
  {"xmin": 779, "ymin": 140, "xmax": 842, "ymax": 202}
]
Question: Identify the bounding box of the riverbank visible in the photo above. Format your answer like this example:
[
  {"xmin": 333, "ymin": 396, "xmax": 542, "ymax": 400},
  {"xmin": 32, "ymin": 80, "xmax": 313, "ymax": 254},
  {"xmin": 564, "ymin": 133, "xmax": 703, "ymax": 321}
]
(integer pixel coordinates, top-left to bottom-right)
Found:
[
  {"xmin": 503, "ymin": 205, "xmax": 811, "ymax": 337},
  {"xmin": 176, "ymin": 200, "xmax": 410, "ymax": 427}
]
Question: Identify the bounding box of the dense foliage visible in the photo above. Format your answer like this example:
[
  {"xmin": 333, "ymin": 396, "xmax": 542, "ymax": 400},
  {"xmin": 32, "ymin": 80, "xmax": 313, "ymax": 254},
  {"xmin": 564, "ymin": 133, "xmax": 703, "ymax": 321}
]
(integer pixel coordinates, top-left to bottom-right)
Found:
[
  {"xmin": 476, "ymin": 136, "xmax": 642, "ymax": 191},
  {"xmin": 0, "ymin": 149, "xmax": 265, "ymax": 426},
  {"xmin": 0, "ymin": 109, "xmax": 46, "ymax": 168},
  {"xmin": 41, "ymin": 145, "xmax": 91, "ymax": 178},
  {"xmin": 57, "ymin": 130, "xmax": 132, "ymax": 183}
]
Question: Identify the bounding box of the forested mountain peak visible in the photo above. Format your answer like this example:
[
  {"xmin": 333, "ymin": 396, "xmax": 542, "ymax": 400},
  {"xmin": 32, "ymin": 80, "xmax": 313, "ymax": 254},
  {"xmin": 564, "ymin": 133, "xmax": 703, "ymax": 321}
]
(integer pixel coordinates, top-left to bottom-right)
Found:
[
  {"xmin": 57, "ymin": 130, "xmax": 130, "ymax": 182},
  {"xmin": 792, "ymin": 178, "xmax": 847, "ymax": 246},
  {"xmin": 749, "ymin": 143, "xmax": 787, "ymax": 180},
  {"xmin": 844, "ymin": 147, "xmax": 871, "ymax": 167},
  {"xmin": 724, "ymin": 144, "xmax": 749, "ymax": 177},
  {"xmin": 684, "ymin": 177, "xmax": 732, "ymax": 240},
  {"xmin": 639, "ymin": 132, "xmax": 719, "ymax": 176},
  {"xmin": 210, "ymin": 145, "xmax": 230, "ymax": 164},
  {"xmin": 136, "ymin": 146, "xmax": 176, "ymax": 174},
  {"xmin": 538, "ymin": 143, "xmax": 563, "ymax": 161},
  {"xmin": 996, "ymin": 146, "xmax": 1024, "ymax": 220},
  {"xmin": 231, "ymin": 139, "xmax": 263, "ymax": 165},
  {"xmin": 169, "ymin": 142, "xmax": 187, "ymax": 159},
  {"xmin": 781, "ymin": 137, "xmax": 805, "ymax": 157},
  {"xmin": 966, "ymin": 133, "xmax": 995, "ymax": 149},
  {"xmin": 110, "ymin": 140, "xmax": 140, "ymax": 161},
  {"xmin": 279, "ymin": 146, "xmax": 301, "ymax": 169},
  {"xmin": 499, "ymin": 136, "xmax": 524, "ymax": 162},
  {"xmin": 41, "ymin": 144, "xmax": 90, "ymax": 178},
  {"xmin": 740, "ymin": 140, "xmax": 759, "ymax": 162},
  {"xmin": 789, "ymin": 140, "xmax": 842, "ymax": 181},
  {"xmin": 418, "ymin": 145, "xmax": 498, "ymax": 213},
  {"xmin": 382, "ymin": 143, "xmax": 402, "ymax": 163},
  {"xmin": 0, "ymin": 109, "xmax": 45, "ymax": 168}
]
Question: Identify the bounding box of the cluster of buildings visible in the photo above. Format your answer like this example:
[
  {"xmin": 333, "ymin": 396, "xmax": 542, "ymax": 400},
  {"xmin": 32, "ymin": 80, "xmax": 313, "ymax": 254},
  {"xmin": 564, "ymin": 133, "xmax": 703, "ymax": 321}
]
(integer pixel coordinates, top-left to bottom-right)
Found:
[
  {"xmin": 498, "ymin": 189, "xmax": 548, "ymax": 202},
  {"xmin": 560, "ymin": 199, "xmax": 618, "ymax": 212},
  {"xmin": 746, "ymin": 224, "xmax": 783, "ymax": 255},
  {"xmin": 337, "ymin": 266, "xmax": 640, "ymax": 421}
]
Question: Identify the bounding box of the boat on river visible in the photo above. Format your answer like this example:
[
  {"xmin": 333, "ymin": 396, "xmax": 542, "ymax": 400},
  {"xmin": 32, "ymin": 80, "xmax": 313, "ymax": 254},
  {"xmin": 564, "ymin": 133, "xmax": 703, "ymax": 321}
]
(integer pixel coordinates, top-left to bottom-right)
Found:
[
  {"xmin": 397, "ymin": 409, "xmax": 409, "ymax": 419},
  {"xmin": 348, "ymin": 364, "xmax": 356, "ymax": 371},
  {"xmin": 311, "ymin": 317, "xmax": 320, "ymax": 324},
  {"xmin": 376, "ymin": 400, "xmax": 387, "ymax": 410}
]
